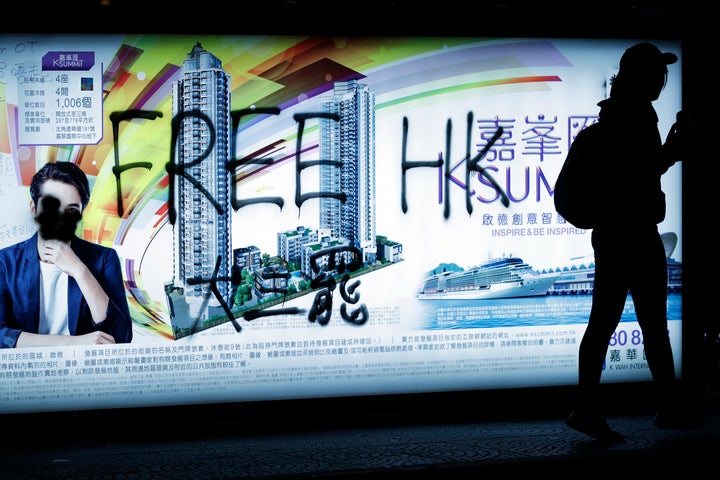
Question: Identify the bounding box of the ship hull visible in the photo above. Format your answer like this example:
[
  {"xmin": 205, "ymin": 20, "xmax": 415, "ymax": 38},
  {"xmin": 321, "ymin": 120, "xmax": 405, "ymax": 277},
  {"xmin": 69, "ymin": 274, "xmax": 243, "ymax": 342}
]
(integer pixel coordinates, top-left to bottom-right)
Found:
[{"xmin": 418, "ymin": 274, "xmax": 559, "ymax": 300}]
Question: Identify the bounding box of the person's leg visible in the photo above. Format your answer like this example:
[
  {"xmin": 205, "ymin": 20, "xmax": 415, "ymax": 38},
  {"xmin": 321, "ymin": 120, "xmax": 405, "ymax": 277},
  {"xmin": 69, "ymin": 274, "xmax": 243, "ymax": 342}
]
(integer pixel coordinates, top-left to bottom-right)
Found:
[
  {"xmin": 566, "ymin": 230, "xmax": 627, "ymax": 442},
  {"xmin": 630, "ymin": 231, "xmax": 675, "ymax": 391},
  {"xmin": 576, "ymin": 283, "xmax": 628, "ymax": 408},
  {"xmin": 629, "ymin": 230, "xmax": 688, "ymax": 427}
]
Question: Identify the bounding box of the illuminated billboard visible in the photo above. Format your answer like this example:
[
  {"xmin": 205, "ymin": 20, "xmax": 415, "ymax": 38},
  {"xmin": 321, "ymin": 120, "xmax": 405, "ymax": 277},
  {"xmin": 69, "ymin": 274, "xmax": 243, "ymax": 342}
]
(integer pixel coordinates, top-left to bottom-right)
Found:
[{"xmin": 0, "ymin": 34, "xmax": 682, "ymax": 414}]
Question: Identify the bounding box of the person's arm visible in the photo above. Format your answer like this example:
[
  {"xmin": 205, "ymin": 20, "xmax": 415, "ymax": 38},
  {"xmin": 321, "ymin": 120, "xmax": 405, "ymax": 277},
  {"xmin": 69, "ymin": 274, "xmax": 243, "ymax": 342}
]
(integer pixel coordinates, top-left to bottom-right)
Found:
[
  {"xmin": 97, "ymin": 247, "xmax": 133, "ymax": 344},
  {"xmin": 15, "ymin": 330, "xmax": 116, "ymax": 347},
  {"xmin": 39, "ymin": 239, "xmax": 133, "ymax": 344},
  {"xmin": 12, "ymin": 240, "xmax": 120, "ymax": 347},
  {"xmin": 1, "ymin": 239, "xmax": 127, "ymax": 348},
  {"xmin": 39, "ymin": 239, "xmax": 109, "ymax": 324},
  {"xmin": 0, "ymin": 247, "xmax": 31, "ymax": 348}
]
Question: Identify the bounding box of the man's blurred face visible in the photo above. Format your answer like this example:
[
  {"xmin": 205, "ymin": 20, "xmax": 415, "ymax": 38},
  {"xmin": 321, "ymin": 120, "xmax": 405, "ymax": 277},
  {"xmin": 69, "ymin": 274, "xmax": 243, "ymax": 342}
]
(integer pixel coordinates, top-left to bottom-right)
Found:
[{"xmin": 32, "ymin": 180, "xmax": 83, "ymax": 241}]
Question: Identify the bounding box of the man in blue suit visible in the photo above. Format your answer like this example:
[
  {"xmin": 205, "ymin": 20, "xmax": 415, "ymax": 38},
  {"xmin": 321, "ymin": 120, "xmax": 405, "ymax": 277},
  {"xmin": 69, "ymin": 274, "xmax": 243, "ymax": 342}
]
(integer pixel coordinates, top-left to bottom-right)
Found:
[{"xmin": 0, "ymin": 161, "xmax": 132, "ymax": 348}]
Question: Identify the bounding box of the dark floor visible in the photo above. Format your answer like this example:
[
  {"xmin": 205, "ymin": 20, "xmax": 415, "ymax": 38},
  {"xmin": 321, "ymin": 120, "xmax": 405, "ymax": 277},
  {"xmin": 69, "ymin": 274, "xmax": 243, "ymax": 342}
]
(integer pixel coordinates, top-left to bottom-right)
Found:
[{"xmin": 4, "ymin": 381, "xmax": 720, "ymax": 480}]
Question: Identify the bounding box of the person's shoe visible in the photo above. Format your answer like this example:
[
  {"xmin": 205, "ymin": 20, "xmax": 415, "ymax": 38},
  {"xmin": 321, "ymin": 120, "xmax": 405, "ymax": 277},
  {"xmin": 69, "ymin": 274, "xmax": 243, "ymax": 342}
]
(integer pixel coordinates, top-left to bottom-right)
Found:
[{"xmin": 565, "ymin": 411, "xmax": 625, "ymax": 443}]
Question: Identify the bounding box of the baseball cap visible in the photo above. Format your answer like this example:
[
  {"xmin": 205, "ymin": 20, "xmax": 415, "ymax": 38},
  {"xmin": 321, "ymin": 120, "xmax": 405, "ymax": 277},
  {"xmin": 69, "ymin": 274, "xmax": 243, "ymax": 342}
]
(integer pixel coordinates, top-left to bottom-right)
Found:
[{"xmin": 619, "ymin": 42, "xmax": 678, "ymax": 71}]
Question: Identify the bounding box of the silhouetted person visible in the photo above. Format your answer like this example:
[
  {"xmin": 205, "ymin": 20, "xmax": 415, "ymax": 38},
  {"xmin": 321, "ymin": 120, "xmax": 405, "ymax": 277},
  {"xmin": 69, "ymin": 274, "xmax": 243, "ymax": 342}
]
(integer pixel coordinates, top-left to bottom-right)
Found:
[{"xmin": 563, "ymin": 42, "xmax": 687, "ymax": 442}]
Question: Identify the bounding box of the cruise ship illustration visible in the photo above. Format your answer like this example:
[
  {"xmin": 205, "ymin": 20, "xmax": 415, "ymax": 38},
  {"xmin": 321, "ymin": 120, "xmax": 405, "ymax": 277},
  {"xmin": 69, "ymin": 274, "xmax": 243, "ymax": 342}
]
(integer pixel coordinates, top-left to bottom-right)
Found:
[
  {"xmin": 418, "ymin": 256, "xmax": 561, "ymax": 300},
  {"xmin": 417, "ymin": 232, "xmax": 681, "ymax": 300},
  {"xmin": 547, "ymin": 232, "xmax": 682, "ymax": 295}
]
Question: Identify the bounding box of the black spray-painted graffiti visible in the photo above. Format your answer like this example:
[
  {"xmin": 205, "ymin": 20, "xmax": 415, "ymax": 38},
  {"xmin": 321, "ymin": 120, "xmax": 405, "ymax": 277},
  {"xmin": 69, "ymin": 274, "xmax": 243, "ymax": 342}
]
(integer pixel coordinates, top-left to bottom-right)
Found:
[
  {"xmin": 307, "ymin": 245, "xmax": 368, "ymax": 326},
  {"xmin": 401, "ymin": 111, "xmax": 509, "ymax": 218},
  {"xmin": 109, "ymin": 107, "xmax": 505, "ymax": 335}
]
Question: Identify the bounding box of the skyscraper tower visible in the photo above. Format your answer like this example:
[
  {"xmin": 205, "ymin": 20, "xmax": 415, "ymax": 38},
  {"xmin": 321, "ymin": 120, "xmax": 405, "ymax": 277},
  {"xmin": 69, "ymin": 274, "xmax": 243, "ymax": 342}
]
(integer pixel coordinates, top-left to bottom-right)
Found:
[
  {"xmin": 318, "ymin": 79, "xmax": 377, "ymax": 263},
  {"xmin": 171, "ymin": 43, "xmax": 233, "ymax": 318}
]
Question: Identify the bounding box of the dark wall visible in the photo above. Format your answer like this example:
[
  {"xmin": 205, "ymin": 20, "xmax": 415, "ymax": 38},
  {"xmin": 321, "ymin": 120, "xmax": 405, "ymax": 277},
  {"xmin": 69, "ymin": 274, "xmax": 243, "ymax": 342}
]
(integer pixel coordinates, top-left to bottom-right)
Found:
[{"xmin": 19, "ymin": 3, "xmax": 711, "ymax": 38}]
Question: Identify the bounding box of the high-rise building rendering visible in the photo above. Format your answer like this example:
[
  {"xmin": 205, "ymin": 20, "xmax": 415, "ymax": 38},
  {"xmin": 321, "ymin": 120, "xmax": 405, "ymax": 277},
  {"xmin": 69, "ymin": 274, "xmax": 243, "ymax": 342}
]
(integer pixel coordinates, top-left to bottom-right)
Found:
[
  {"xmin": 318, "ymin": 79, "xmax": 377, "ymax": 263},
  {"xmin": 171, "ymin": 43, "xmax": 233, "ymax": 318}
]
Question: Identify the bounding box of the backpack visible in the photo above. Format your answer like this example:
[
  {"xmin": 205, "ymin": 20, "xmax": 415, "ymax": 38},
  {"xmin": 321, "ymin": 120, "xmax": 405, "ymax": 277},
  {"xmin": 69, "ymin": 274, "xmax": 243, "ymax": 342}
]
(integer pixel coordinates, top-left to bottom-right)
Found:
[{"xmin": 553, "ymin": 122, "xmax": 604, "ymax": 229}]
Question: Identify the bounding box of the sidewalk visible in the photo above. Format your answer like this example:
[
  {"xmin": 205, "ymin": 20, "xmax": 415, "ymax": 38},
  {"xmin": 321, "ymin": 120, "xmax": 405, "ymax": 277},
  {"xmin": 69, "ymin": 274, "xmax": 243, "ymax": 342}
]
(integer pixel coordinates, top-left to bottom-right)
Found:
[{"xmin": 4, "ymin": 389, "xmax": 719, "ymax": 479}]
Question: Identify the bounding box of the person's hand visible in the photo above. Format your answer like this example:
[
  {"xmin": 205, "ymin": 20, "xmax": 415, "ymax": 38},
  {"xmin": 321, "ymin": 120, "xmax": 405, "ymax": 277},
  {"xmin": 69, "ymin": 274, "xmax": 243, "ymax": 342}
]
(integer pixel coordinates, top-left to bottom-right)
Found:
[
  {"xmin": 664, "ymin": 111, "xmax": 690, "ymax": 162},
  {"xmin": 39, "ymin": 239, "xmax": 86, "ymax": 278}
]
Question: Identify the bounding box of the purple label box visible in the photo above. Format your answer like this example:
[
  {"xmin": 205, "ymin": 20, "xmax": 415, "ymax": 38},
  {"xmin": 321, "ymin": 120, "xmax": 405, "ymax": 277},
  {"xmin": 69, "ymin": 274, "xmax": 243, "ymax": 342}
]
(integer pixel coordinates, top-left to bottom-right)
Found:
[{"xmin": 42, "ymin": 51, "xmax": 95, "ymax": 71}]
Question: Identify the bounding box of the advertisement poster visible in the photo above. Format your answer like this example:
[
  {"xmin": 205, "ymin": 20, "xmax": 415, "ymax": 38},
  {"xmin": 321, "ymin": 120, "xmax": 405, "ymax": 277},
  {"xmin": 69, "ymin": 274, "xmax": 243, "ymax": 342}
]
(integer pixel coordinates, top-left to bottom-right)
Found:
[{"xmin": 0, "ymin": 35, "xmax": 682, "ymax": 413}]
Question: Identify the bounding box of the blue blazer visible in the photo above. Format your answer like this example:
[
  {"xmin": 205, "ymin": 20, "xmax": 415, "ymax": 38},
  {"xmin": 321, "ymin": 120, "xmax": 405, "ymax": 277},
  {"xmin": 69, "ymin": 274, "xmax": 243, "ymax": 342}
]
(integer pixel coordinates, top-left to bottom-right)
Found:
[{"xmin": 0, "ymin": 232, "xmax": 133, "ymax": 348}]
